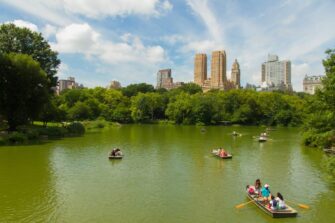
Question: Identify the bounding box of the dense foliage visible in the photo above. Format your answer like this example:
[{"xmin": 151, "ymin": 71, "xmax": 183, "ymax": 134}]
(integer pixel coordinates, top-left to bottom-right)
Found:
[
  {"xmin": 0, "ymin": 24, "xmax": 60, "ymax": 87},
  {"xmin": 45, "ymin": 83, "xmax": 306, "ymax": 127},
  {"xmin": 0, "ymin": 53, "xmax": 50, "ymax": 130},
  {"xmin": 303, "ymin": 49, "xmax": 335, "ymax": 149}
]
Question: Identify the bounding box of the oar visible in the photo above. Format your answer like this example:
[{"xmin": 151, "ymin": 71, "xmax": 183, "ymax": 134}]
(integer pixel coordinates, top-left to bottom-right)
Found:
[
  {"xmin": 286, "ymin": 200, "xmax": 310, "ymax": 209},
  {"xmin": 235, "ymin": 200, "xmax": 254, "ymax": 209}
]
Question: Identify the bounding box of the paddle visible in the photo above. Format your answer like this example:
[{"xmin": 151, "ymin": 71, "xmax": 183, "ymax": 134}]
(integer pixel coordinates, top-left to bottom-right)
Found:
[
  {"xmin": 286, "ymin": 200, "xmax": 310, "ymax": 209},
  {"xmin": 235, "ymin": 200, "xmax": 254, "ymax": 209}
]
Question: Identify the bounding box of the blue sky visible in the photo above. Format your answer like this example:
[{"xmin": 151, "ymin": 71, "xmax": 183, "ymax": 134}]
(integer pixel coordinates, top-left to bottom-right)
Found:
[{"xmin": 1, "ymin": 0, "xmax": 334, "ymax": 91}]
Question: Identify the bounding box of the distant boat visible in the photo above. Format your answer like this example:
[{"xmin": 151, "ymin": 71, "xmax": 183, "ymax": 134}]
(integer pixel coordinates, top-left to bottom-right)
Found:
[
  {"xmin": 246, "ymin": 191, "xmax": 297, "ymax": 218},
  {"xmin": 109, "ymin": 149, "xmax": 123, "ymax": 159},
  {"xmin": 258, "ymin": 136, "xmax": 267, "ymax": 142},
  {"xmin": 232, "ymin": 131, "xmax": 241, "ymax": 136},
  {"xmin": 212, "ymin": 149, "xmax": 233, "ymax": 159}
]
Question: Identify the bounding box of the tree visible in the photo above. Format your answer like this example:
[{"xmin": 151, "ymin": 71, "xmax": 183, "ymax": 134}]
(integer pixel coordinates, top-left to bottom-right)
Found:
[
  {"xmin": 121, "ymin": 83, "xmax": 155, "ymax": 97},
  {"xmin": 0, "ymin": 24, "xmax": 60, "ymax": 88},
  {"xmin": 130, "ymin": 92, "xmax": 163, "ymax": 122},
  {"xmin": 303, "ymin": 49, "xmax": 335, "ymax": 148},
  {"xmin": 177, "ymin": 83, "xmax": 202, "ymax": 94},
  {"xmin": 0, "ymin": 53, "xmax": 50, "ymax": 130}
]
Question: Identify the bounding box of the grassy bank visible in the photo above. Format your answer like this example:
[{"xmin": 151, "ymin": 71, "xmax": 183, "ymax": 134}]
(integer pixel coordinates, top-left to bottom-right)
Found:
[{"xmin": 0, "ymin": 121, "xmax": 85, "ymax": 145}]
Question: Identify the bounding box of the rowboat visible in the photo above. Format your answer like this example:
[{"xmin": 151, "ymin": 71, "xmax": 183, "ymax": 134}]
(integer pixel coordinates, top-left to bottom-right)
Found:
[
  {"xmin": 246, "ymin": 192, "xmax": 297, "ymax": 218},
  {"xmin": 211, "ymin": 150, "xmax": 233, "ymax": 159},
  {"xmin": 109, "ymin": 155, "xmax": 123, "ymax": 159},
  {"xmin": 258, "ymin": 136, "xmax": 267, "ymax": 142}
]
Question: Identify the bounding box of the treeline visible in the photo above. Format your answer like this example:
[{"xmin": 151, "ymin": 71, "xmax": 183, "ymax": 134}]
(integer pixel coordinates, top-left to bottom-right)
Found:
[
  {"xmin": 302, "ymin": 49, "xmax": 335, "ymax": 150},
  {"xmin": 46, "ymin": 83, "xmax": 307, "ymax": 127}
]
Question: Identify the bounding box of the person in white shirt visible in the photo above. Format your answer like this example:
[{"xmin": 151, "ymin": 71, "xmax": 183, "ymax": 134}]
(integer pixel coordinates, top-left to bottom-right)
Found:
[{"xmin": 275, "ymin": 192, "xmax": 286, "ymax": 209}]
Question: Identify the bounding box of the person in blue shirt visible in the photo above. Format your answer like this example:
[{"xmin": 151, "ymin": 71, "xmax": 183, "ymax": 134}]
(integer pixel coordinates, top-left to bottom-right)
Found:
[{"xmin": 261, "ymin": 184, "xmax": 271, "ymax": 200}]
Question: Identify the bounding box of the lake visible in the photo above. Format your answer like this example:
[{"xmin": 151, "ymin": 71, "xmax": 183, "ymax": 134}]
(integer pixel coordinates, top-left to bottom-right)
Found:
[{"xmin": 0, "ymin": 125, "xmax": 334, "ymax": 222}]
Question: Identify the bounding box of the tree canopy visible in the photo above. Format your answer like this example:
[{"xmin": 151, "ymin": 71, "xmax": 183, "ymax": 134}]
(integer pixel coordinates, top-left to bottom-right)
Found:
[
  {"xmin": 0, "ymin": 24, "xmax": 60, "ymax": 88},
  {"xmin": 0, "ymin": 53, "xmax": 50, "ymax": 130}
]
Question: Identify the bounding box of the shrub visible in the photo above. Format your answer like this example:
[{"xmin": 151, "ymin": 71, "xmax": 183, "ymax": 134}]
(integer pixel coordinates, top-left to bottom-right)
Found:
[
  {"xmin": 38, "ymin": 126, "xmax": 68, "ymax": 138},
  {"xmin": 7, "ymin": 132, "xmax": 27, "ymax": 144},
  {"xmin": 65, "ymin": 122, "xmax": 85, "ymax": 136}
]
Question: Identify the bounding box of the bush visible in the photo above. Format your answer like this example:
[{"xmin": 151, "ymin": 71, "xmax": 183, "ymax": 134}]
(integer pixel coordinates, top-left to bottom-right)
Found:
[
  {"xmin": 7, "ymin": 132, "xmax": 27, "ymax": 144},
  {"xmin": 303, "ymin": 130, "xmax": 335, "ymax": 149},
  {"xmin": 65, "ymin": 122, "xmax": 85, "ymax": 136},
  {"xmin": 37, "ymin": 126, "xmax": 68, "ymax": 138}
]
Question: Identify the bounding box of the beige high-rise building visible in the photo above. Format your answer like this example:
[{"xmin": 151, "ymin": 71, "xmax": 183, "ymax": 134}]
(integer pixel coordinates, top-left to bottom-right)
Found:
[
  {"xmin": 231, "ymin": 59, "xmax": 240, "ymax": 89},
  {"xmin": 211, "ymin": 50, "xmax": 226, "ymax": 88},
  {"xmin": 194, "ymin": 54, "xmax": 207, "ymax": 86},
  {"xmin": 261, "ymin": 54, "xmax": 292, "ymax": 90}
]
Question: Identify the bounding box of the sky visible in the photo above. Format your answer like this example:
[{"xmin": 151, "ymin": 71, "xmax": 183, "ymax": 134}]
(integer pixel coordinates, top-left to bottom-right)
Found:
[{"xmin": 0, "ymin": 0, "xmax": 334, "ymax": 91}]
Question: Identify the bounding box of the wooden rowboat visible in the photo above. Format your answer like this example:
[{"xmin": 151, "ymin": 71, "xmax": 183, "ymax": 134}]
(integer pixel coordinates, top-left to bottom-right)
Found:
[
  {"xmin": 211, "ymin": 151, "xmax": 233, "ymax": 159},
  {"xmin": 258, "ymin": 136, "xmax": 267, "ymax": 142},
  {"xmin": 109, "ymin": 155, "xmax": 123, "ymax": 159},
  {"xmin": 246, "ymin": 192, "xmax": 297, "ymax": 218}
]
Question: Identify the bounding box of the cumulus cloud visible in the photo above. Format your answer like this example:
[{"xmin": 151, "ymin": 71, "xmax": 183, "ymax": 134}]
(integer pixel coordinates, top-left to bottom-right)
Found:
[
  {"xmin": 181, "ymin": 40, "xmax": 223, "ymax": 53},
  {"xmin": 42, "ymin": 24, "xmax": 58, "ymax": 38},
  {"xmin": 51, "ymin": 23, "xmax": 167, "ymax": 64},
  {"xmin": 5, "ymin": 19, "xmax": 39, "ymax": 32},
  {"xmin": 63, "ymin": 0, "xmax": 172, "ymax": 18}
]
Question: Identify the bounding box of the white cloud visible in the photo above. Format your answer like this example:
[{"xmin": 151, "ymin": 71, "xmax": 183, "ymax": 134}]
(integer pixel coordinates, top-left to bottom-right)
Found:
[
  {"xmin": 63, "ymin": 0, "xmax": 172, "ymax": 18},
  {"xmin": 42, "ymin": 24, "xmax": 58, "ymax": 38},
  {"xmin": 5, "ymin": 19, "xmax": 38, "ymax": 32},
  {"xmin": 52, "ymin": 23, "xmax": 100, "ymax": 54},
  {"xmin": 1, "ymin": 0, "xmax": 72, "ymax": 26},
  {"xmin": 181, "ymin": 40, "xmax": 223, "ymax": 53},
  {"xmin": 186, "ymin": 0, "xmax": 224, "ymax": 44},
  {"xmin": 51, "ymin": 23, "xmax": 167, "ymax": 65}
]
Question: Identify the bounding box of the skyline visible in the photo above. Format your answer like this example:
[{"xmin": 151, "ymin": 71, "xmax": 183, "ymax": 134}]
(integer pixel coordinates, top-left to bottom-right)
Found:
[{"xmin": 0, "ymin": 0, "xmax": 335, "ymax": 91}]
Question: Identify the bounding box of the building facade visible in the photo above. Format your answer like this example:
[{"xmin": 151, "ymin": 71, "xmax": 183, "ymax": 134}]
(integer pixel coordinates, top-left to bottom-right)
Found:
[
  {"xmin": 57, "ymin": 77, "xmax": 78, "ymax": 95},
  {"xmin": 210, "ymin": 51, "xmax": 227, "ymax": 88},
  {"xmin": 303, "ymin": 75, "xmax": 324, "ymax": 94},
  {"xmin": 194, "ymin": 54, "xmax": 207, "ymax": 86},
  {"xmin": 156, "ymin": 69, "xmax": 173, "ymax": 90},
  {"xmin": 231, "ymin": 59, "xmax": 241, "ymax": 88},
  {"xmin": 261, "ymin": 54, "xmax": 292, "ymax": 91}
]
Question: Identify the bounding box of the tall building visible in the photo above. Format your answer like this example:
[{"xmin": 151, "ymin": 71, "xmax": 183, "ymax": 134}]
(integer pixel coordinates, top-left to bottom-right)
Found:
[
  {"xmin": 156, "ymin": 69, "xmax": 173, "ymax": 90},
  {"xmin": 211, "ymin": 51, "xmax": 226, "ymax": 88},
  {"xmin": 261, "ymin": 54, "xmax": 292, "ymax": 90},
  {"xmin": 194, "ymin": 54, "xmax": 207, "ymax": 86},
  {"xmin": 231, "ymin": 59, "xmax": 241, "ymax": 88},
  {"xmin": 303, "ymin": 75, "xmax": 324, "ymax": 94},
  {"xmin": 57, "ymin": 77, "xmax": 78, "ymax": 95}
]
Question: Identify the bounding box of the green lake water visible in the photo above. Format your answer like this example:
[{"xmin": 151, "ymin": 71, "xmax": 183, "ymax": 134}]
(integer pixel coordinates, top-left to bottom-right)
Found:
[{"xmin": 0, "ymin": 125, "xmax": 334, "ymax": 223}]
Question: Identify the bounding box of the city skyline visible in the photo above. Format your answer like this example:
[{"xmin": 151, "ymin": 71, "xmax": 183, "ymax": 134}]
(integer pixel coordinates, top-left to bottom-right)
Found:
[{"xmin": 1, "ymin": 0, "xmax": 335, "ymax": 91}]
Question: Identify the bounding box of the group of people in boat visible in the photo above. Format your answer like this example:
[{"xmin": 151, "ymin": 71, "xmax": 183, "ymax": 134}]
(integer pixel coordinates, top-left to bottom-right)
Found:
[
  {"xmin": 110, "ymin": 148, "xmax": 123, "ymax": 157},
  {"xmin": 260, "ymin": 132, "xmax": 268, "ymax": 137},
  {"xmin": 246, "ymin": 179, "xmax": 286, "ymax": 210},
  {"xmin": 214, "ymin": 148, "xmax": 228, "ymax": 157}
]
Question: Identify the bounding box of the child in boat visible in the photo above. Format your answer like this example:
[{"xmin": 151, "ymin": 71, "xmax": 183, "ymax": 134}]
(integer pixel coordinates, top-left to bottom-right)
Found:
[
  {"xmin": 115, "ymin": 148, "xmax": 123, "ymax": 156},
  {"xmin": 269, "ymin": 195, "xmax": 278, "ymax": 210},
  {"xmin": 275, "ymin": 192, "xmax": 286, "ymax": 209},
  {"xmin": 254, "ymin": 179, "xmax": 262, "ymax": 195},
  {"xmin": 246, "ymin": 185, "xmax": 255, "ymax": 194},
  {"xmin": 261, "ymin": 184, "xmax": 271, "ymax": 201},
  {"xmin": 219, "ymin": 149, "xmax": 227, "ymax": 157}
]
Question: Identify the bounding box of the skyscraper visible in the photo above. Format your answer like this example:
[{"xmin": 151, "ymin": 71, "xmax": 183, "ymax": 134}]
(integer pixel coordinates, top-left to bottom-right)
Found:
[
  {"xmin": 261, "ymin": 54, "xmax": 292, "ymax": 90},
  {"xmin": 194, "ymin": 54, "xmax": 207, "ymax": 86},
  {"xmin": 156, "ymin": 69, "xmax": 173, "ymax": 89},
  {"xmin": 231, "ymin": 59, "xmax": 241, "ymax": 89},
  {"xmin": 211, "ymin": 50, "xmax": 226, "ymax": 88}
]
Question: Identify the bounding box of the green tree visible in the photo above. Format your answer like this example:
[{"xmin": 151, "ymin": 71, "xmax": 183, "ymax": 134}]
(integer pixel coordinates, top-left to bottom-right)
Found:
[
  {"xmin": 131, "ymin": 92, "xmax": 163, "ymax": 122},
  {"xmin": 121, "ymin": 83, "xmax": 155, "ymax": 97},
  {"xmin": 303, "ymin": 49, "xmax": 335, "ymax": 148},
  {"xmin": 0, "ymin": 24, "xmax": 60, "ymax": 88},
  {"xmin": 0, "ymin": 53, "xmax": 50, "ymax": 130}
]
